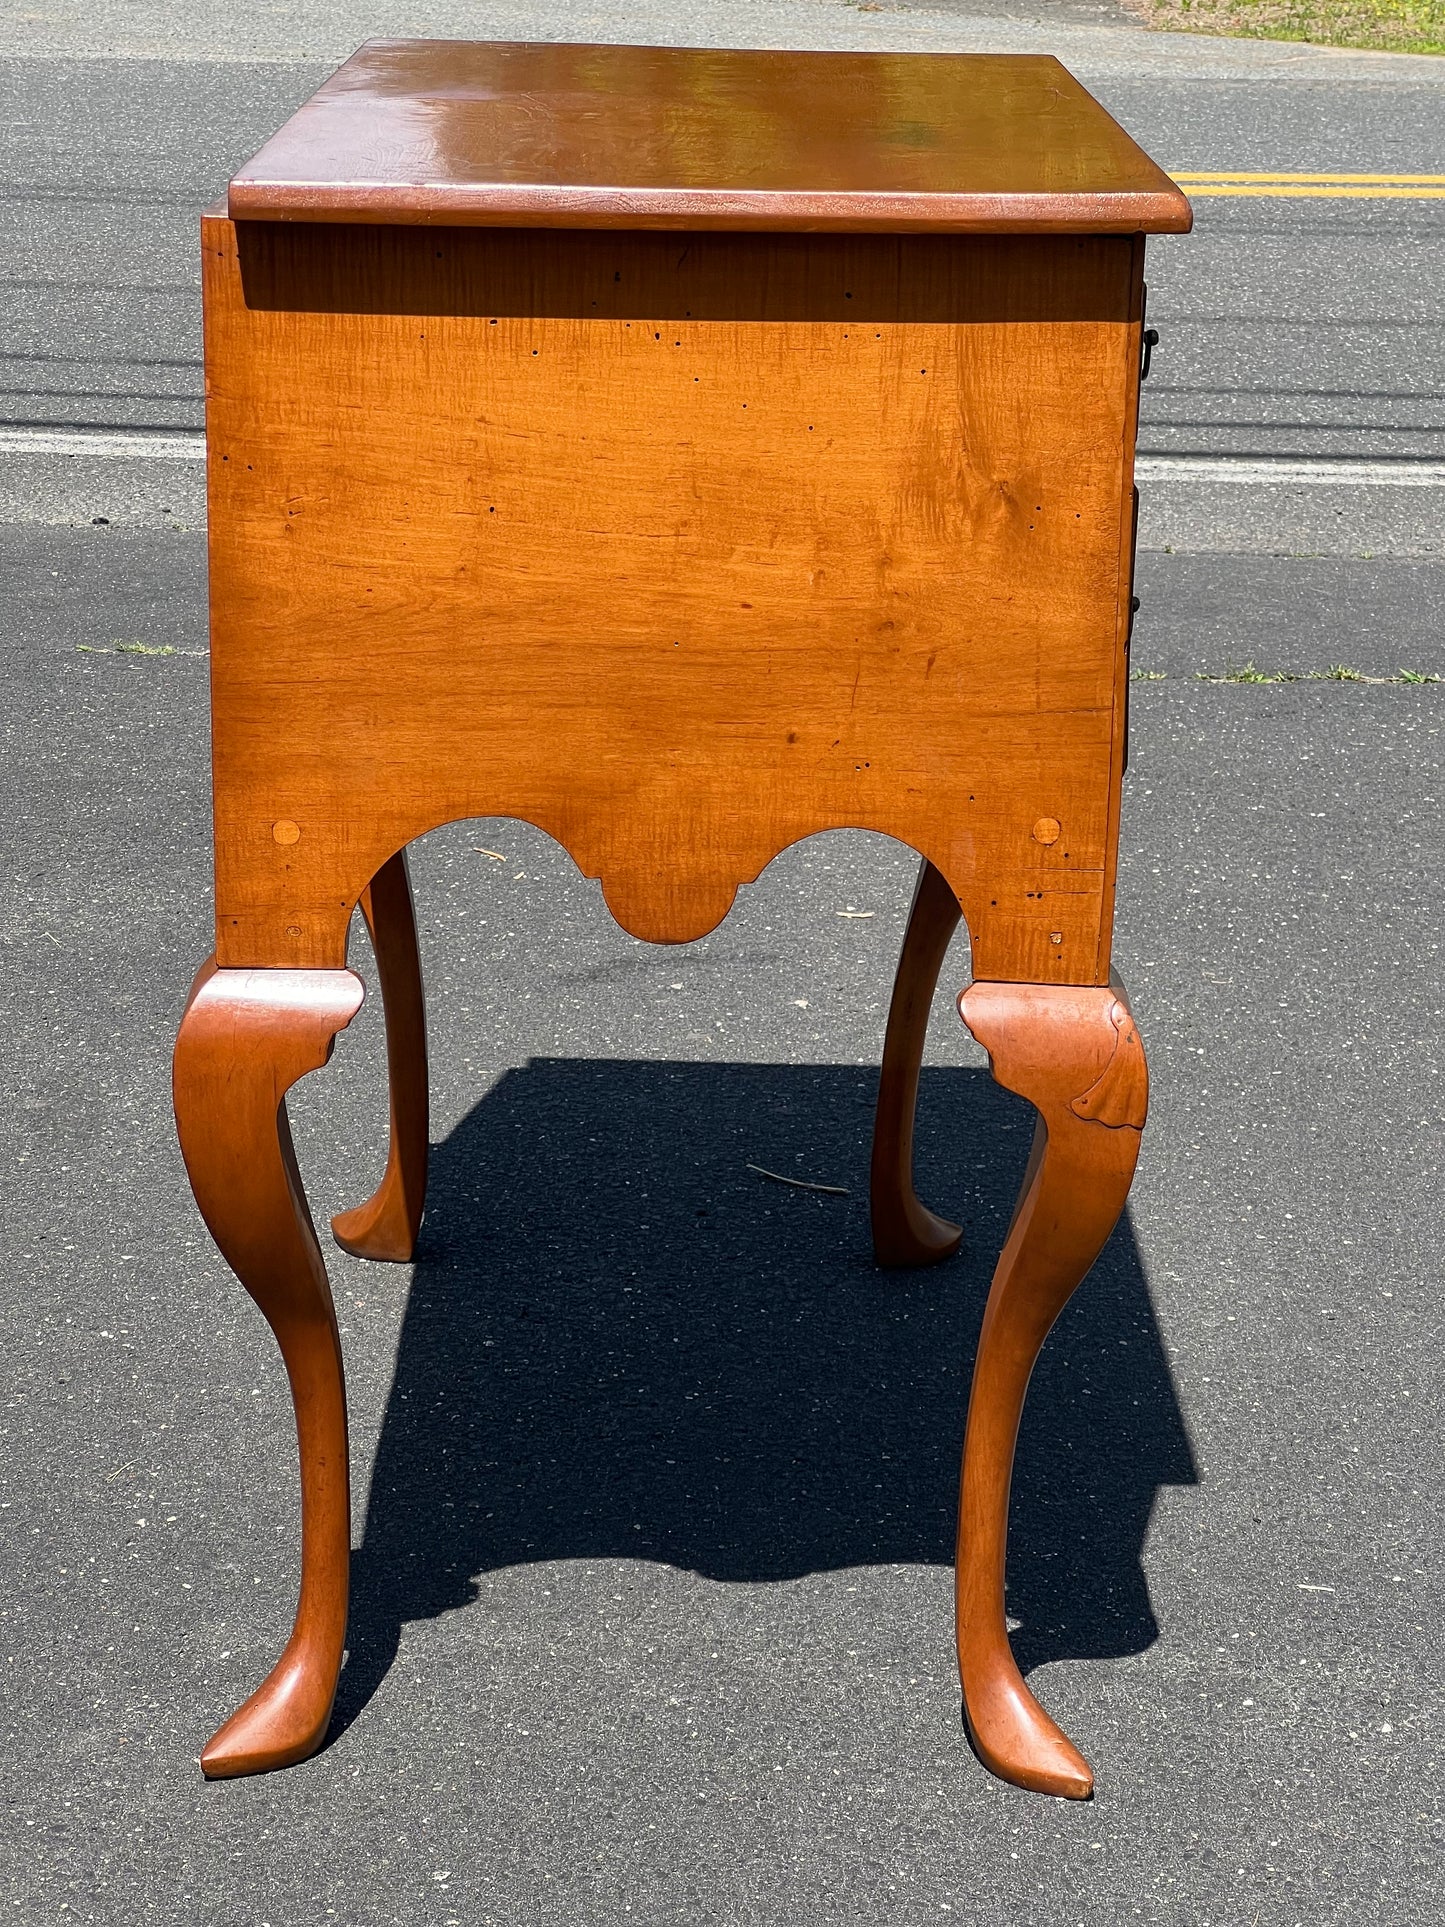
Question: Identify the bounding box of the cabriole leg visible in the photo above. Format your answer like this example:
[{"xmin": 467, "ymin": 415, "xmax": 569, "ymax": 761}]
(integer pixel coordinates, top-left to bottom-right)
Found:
[
  {"xmin": 870, "ymin": 858, "xmax": 964, "ymax": 1267},
  {"xmin": 954, "ymin": 976, "xmax": 1148, "ymax": 1798},
  {"xmin": 173, "ymin": 959, "xmax": 365, "ymax": 1777},
  {"xmin": 332, "ymin": 848, "xmax": 430, "ymax": 1262}
]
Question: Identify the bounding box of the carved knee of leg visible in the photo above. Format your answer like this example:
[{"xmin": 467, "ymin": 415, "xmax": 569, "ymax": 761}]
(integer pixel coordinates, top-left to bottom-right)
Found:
[
  {"xmin": 173, "ymin": 960, "xmax": 364, "ymax": 1777},
  {"xmin": 950, "ymin": 977, "xmax": 1147, "ymax": 1798}
]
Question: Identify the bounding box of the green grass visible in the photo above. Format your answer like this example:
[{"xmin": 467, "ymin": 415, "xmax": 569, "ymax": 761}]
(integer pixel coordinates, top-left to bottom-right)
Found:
[{"xmin": 1135, "ymin": 0, "xmax": 1445, "ymax": 55}]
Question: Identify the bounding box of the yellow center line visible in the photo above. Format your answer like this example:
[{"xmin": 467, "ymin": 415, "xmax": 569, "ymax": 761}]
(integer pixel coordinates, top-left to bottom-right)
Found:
[
  {"xmin": 1171, "ymin": 170, "xmax": 1445, "ymax": 198},
  {"xmin": 1184, "ymin": 187, "xmax": 1445, "ymax": 198},
  {"xmin": 1172, "ymin": 171, "xmax": 1445, "ymax": 183}
]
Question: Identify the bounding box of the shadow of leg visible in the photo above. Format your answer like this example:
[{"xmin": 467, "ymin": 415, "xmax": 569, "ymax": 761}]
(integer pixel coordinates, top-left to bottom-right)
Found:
[
  {"xmin": 870, "ymin": 858, "xmax": 964, "ymax": 1268},
  {"xmin": 318, "ymin": 1053, "xmax": 1185, "ymax": 1742},
  {"xmin": 953, "ymin": 977, "xmax": 1148, "ymax": 1798},
  {"xmin": 173, "ymin": 958, "xmax": 364, "ymax": 1778},
  {"xmin": 333, "ymin": 849, "xmax": 430, "ymax": 1263}
]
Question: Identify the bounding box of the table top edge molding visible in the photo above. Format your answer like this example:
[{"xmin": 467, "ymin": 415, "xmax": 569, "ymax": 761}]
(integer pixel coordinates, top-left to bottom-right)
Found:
[
  {"xmin": 225, "ymin": 38, "xmax": 1193, "ymax": 237},
  {"xmin": 224, "ymin": 182, "xmax": 1193, "ymax": 234}
]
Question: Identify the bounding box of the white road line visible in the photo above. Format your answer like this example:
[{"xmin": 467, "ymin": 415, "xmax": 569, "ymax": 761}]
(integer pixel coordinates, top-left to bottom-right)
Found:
[
  {"xmin": 0, "ymin": 427, "xmax": 205, "ymax": 460},
  {"xmin": 2, "ymin": 429, "xmax": 1443, "ymax": 490},
  {"xmin": 1136, "ymin": 456, "xmax": 1445, "ymax": 487}
]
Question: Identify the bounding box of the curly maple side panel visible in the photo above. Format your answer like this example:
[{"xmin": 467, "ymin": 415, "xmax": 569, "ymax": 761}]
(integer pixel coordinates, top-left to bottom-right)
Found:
[
  {"xmin": 953, "ymin": 976, "xmax": 1147, "ymax": 1798},
  {"xmin": 202, "ymin": 219, "xmax": 1143, "ymax": 986},
  {"xmin": 173, "ymin": 960, "xmax": 365, "ymax": 1777}
]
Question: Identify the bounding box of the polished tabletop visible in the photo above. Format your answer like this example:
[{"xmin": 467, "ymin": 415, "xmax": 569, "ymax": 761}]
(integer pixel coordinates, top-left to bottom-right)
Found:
[{"xmin": 228, "ymin": 40, "xmax": 1192, "ymax": 234}]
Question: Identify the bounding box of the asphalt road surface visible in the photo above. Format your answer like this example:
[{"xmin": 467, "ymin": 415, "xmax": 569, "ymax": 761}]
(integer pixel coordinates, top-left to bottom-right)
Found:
[
  {"xmin": 0, "ymin": 4, "xmax": 1442, "ymax": 1924},
  {"xmin": 3, "ymin": 4, "xmax": 1445, "ymax": 471}
]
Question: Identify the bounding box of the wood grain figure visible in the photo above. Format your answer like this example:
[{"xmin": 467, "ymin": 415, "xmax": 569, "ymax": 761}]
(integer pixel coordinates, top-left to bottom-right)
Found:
[
  {"xmin": 174, "ymin": 39, "xmax": 1187, "ymax": 1791},
  {"xmin": 205, "ymin": 217, "xmax": 1152, "ymax": 983}
]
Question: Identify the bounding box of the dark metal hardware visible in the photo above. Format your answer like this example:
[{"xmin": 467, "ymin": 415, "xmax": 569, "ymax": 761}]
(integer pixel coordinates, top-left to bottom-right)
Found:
[{"xmin": 1139, "ymin": 282, "xmax": 1158, "ymax": 383}]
